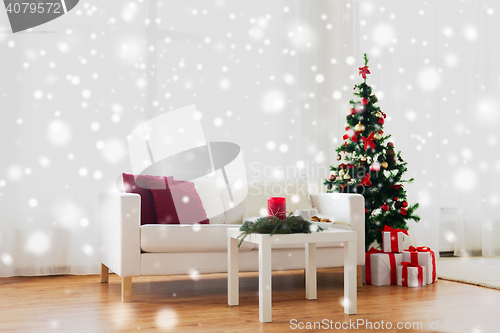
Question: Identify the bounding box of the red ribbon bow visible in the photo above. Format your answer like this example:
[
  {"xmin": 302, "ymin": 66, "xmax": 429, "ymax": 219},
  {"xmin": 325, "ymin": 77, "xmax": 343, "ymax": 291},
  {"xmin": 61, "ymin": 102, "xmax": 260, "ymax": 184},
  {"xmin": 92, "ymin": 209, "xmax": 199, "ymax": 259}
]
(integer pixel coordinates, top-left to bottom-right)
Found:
[
  {"xmin": 343, "ymin": 127, "xmax": 359, "ymax": 142},
  {"xmin": 359, "ymin": 66, "xmax": 371, "ymax": 79},
  {"xmin": 382, "ymin": 226, "xmax": 409, "ymax": 252},
  {"xmin": 361, "ymin": 133, "xmax": 375, "ymax": 151},
  {"xmin": 361, "ymin": 174, "xmax": 372, "ymax": 186},
  {"xmin": 401, "ymin": 262, "xmax": 424, "ymax": 286},
  {"xmin": 407, "ymin": 246, "xmax": 436, "ymax": 282}
]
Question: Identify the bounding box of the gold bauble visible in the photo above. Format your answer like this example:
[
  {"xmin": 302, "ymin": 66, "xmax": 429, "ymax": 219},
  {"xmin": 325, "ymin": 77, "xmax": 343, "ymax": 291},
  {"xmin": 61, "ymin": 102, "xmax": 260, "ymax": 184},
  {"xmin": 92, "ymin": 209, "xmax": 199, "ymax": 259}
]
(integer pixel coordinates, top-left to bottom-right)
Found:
[
  {"xmin": 344, "ymin": 174, "xmax": 351, "ymax": 180},
  {"xmin": 375, "ymin": 112, "xmax": 382, "ymax": 117},
  {"xmin": 339, "ymin": 169, "xmax": 345, "ymax": 176},
  {"xmin": 360, "ymin": 156, "xmax": 367, "ymax": 161},
  {"xmin": 374, "ymin": 133, "xmax": 382, "ymax": 140},
  {"xmin": 381, "ymin": 161, "xmax": 389, "ymax": 169},
  {"xmin": 354, "ymin": 122, "xmax": 365, "ymax": 132}
]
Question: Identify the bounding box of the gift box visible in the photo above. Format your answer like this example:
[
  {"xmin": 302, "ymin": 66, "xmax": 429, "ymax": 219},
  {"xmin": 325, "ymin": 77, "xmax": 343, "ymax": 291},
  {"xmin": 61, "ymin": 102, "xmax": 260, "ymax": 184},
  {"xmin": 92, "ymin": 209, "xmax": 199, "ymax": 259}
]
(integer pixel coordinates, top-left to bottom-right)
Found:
[
  {"xmin": 381, "ymin": 225, "xmax": 409, "ymax": 253},
  {"xmin": 363, "ymin": 247, "xmax": 403, "ymax": 286},
  {"xmin": 397, "ymin": 262, "xmax": 426, "ymax": 287},
  {"xmin": 403, "ymin": 246, "xmax": 437, "ymax": 284}
]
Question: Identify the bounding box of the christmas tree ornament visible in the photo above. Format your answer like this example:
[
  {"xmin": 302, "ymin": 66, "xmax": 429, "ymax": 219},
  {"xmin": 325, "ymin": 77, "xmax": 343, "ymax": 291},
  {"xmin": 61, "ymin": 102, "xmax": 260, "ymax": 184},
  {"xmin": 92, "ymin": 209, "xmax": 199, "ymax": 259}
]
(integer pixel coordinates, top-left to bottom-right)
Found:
[
  {"xmin": 381, "ymin": 161, "xmax": 389, "ymax": 169},
  {"xmin": 375, "ymin": 111, "xmax": 382, "ymax": 117},
  {"xmin": 327, "ymin": 183, "xmax": 332, "ymax": 190},
  {"xmin": 343, "ymin": 127, "xmax": 359, "ymax": 142},
  {"xmin": 378, "ymin": 117, "xmax": 385, "ymax": 125},
  {"xmin": 374, "ymin": 133, "xmax": 382, "ymax": 141},
  {"xmin": 336, "ymin": 176, "xmax": 343, "ymax": 181},
  {"xmin": 339, "ymin": 169, "xmax": 345, "ymax": 176},
  {"xmin": 388, "ymin": 142, "xmax": 394, "ymax": 148},
  {"xmin": 361, "ymin": 98, "xmax": 369, "ymax": 106},
  {"xmin": 370, "ymin": 163, "xmax": 381, "ymax": 172},
  {"xmin": 354, "ymin": 122, "xmax": 365, "ymax": 132},
  {"xmin": 337, "ymin": 153, "xmax": 342, "ymax": 161},
  {"xmin": 395, "ymin": 201, "xmax": 402, "ymax": 209},
  {"xmin": 361, "ymin": 156, "xmax": 367, "ymax": 161},
  {"xmin": 370, "ymin": 95, "xmax": 378, "ymax": 104},
  {"xmin": 362, "ymin": 133, "xmax": 376, "ymax": 150},
  {"xmin": 359, "ymin": 65, "xmax": 371, "ymax": 79},
  {"xmin": 329, "ymin": 174, "xmax": 334, "ymax": 181},
  {"xmin": 402, "ymin": 201, "xmax": 408, "ymax": 208},
  {"xmin": 381, "ymin": 204, "xmax": 389, "ymax": 212},
  {"xmin": 400, "ymin": 207, "xmax": 408, "ymax": 216},
  {"xmin": 344, "ymin": 174, "xmax": 351, "ymax": 180},
  {"xmin": 361, "ymin": 173, "xmax": 372, "ymax": 186}
]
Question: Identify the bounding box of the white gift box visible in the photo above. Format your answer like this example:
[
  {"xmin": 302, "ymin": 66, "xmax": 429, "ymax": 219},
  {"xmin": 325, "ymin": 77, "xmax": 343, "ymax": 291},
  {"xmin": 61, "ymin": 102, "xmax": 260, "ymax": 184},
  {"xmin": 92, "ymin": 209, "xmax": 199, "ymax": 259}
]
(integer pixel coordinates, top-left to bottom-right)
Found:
[
  {"xmin": 363, "ymin": 252, "xmax": 403, "ymax": 286},
  {"xmin": 382, "ymin": 231, "xmax": 404, "ymax": 253},
  {"xmin": 403, "ymin": 248, "xmax": 437, "ymax": 284},
  {"xmin": 397, "ymin": 264, "xmax": 426, "ymax": 287}
]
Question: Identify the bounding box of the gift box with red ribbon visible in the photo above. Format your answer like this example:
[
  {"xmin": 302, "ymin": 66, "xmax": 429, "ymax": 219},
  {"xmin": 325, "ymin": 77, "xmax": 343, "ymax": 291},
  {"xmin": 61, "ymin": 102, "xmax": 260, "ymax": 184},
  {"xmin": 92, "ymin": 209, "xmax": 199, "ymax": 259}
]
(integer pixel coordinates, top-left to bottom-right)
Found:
[
  {"xmin": 397, "ymin": 262, "xmax": 427, "ymax": 287},
  {"xmin": 363, "ymin": 247, "xmax": 403, "ymax": 286},
  {"xmin": 403, "ymin": 246, "xmax": 437, "ymax": 284},
  {"xmin": 381, "ymin": 225, "xmax": 409, "ymax": 253}
]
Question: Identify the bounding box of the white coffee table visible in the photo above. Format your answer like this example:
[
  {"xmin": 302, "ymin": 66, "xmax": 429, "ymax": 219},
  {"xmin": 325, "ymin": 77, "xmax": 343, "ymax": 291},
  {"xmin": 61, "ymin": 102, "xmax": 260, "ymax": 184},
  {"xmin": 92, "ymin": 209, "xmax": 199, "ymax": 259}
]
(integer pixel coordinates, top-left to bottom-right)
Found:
[{"xmin": 227, "ymin": 228, "xmax": 357, "ymax": 323}]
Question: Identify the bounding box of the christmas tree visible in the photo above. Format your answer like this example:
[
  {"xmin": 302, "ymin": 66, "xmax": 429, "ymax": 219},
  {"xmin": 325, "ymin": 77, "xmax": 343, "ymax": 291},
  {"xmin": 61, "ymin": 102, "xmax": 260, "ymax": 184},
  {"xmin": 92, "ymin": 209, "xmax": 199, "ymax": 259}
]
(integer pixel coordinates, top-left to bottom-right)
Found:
[{"xmin": 324, "ymin": 54, "xmax": 420, "ymax": 251}]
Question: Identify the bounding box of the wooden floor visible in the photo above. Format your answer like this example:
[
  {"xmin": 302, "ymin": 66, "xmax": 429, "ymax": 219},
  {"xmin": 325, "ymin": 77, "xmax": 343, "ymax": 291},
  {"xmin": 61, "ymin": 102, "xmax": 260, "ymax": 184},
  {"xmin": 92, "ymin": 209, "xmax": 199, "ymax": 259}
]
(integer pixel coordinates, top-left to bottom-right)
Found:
[{"xmin": 1, "ymin": 269, "xmax": 499, "ymax": 332}]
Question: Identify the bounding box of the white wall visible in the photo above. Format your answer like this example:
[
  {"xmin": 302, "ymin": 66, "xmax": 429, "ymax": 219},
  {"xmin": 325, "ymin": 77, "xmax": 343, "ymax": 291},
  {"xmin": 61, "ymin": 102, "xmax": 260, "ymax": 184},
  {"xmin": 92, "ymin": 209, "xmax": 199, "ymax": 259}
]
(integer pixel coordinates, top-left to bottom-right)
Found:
[{"xmin": 0, "ymin": 0, "xmax": 358, "ymax": 276}]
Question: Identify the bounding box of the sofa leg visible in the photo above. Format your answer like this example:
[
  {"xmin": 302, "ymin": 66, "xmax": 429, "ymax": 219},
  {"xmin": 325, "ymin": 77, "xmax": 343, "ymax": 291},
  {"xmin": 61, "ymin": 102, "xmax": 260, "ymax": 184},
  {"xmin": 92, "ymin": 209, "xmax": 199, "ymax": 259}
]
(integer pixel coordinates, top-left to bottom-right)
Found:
[
  {"xmin": 122, "ymin": 277, "xmax": 132, "ymax": 302},
  {"xmin": 100, "ymin": 263, "xmax": 109, "ymax": 283},
  {"xmin": 357, "ymin": 265, "xmax": 363, "ymax": 287}
]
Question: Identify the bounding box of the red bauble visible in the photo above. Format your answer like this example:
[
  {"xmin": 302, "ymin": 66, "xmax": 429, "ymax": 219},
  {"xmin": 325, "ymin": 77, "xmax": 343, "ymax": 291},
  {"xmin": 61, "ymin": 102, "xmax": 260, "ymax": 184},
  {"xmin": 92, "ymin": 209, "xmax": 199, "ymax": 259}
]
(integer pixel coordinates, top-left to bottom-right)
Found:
[
  {"xmin": 388, "ymin": 142, "xmax": 394, "ymax": 148},
  {"xmin": 381, "ymin": 204, "xmax": 389, "ymax": 212},
  {"xmin": 402, "ymin": 201, "xmax": 408, "ymax": 208},
  {"xmin": 329, "ymin": 174, "xmax": 334, "ymax": 180},
  {"xmin": 400, "ymin": 207, "xmax": 408, "ymax": 216},
  {"xmin": 361, "ymin": 98, "xmax": 369, "ymax": 105}
]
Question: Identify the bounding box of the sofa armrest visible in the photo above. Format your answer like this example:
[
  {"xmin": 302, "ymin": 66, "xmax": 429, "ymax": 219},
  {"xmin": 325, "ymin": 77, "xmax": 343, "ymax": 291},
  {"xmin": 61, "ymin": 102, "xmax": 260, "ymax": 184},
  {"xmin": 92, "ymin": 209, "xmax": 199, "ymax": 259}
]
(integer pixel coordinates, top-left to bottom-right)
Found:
[
  {"xmin": 98, "ymin": 193, "xmax": 141, "ymax": 277},
  {"xmin": 310, "ymin": 193, "xmax": 365, "ymax": 265}
]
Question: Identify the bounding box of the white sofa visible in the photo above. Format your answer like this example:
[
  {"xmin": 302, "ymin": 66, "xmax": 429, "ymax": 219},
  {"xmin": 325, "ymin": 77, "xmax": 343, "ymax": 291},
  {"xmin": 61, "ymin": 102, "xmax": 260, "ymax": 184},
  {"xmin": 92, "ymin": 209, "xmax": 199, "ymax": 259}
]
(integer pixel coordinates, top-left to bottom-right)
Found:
[{"xmin": 98, "ymin": 182, "xmax": 365, "ymax": 302}]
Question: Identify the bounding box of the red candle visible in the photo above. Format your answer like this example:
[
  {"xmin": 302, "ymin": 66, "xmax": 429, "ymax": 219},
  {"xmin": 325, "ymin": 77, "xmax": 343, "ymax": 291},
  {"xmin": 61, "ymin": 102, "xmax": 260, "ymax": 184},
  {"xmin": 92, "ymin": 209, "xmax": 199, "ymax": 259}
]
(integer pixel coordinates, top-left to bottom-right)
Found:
[{"xmin": 268, "ymin": 197, "xmax": 286, "ymax": 220}]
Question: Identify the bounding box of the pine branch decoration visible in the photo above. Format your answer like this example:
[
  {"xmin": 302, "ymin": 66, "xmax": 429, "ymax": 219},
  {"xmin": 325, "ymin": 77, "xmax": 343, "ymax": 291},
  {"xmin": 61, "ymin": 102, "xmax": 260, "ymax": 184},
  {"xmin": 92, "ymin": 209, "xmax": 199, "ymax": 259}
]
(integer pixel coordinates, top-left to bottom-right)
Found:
[{"xmin": 237, "ymin": 214, "xmax": 322, "ymax": 247}]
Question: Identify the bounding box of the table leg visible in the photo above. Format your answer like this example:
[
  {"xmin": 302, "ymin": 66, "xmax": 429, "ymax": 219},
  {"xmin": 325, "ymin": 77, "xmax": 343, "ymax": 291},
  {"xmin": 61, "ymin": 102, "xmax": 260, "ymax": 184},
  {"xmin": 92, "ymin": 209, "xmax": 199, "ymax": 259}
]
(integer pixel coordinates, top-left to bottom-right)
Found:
[
  {"xmin": 259, "ymin": 244, "xmax": 272, "ymax": 323},
  {"xmin": 344, "ymin": 240, "xmax": 357, "ymax": 314},
  {"xmin": 305, "ymin": 242, "xmax": 317, "ymax": 300},
  {"xmin": 228, "ymin": 236, "xmax": 239, "ymax": 306}
]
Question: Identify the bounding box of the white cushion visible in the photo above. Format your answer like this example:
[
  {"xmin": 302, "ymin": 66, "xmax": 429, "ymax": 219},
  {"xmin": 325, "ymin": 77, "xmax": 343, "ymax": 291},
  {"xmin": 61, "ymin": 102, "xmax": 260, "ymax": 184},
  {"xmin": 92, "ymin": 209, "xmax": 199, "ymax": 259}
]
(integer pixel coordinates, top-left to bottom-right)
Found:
[
  {"xmin": 191, "ymin": 174, "xmax": 226, "ymax": 224},
  {"xmin": 140, "ymin": 224, "xmax": 254, "ymax": 253},
  {"xmin": 242, "ymin": 177, "xmax": 313, "ymax": 219},
  {"xmin": 220, "ymin": 176, "xmax": 247, "ymax": 224}
]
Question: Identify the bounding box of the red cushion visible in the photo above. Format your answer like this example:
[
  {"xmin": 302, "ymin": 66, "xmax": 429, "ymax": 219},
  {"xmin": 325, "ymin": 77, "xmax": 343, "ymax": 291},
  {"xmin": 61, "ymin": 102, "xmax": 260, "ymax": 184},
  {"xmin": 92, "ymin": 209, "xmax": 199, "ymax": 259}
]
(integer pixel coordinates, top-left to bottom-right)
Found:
[
  {"xmin": 147, "ymin": 177, "xmax": 209, "ymax": 225},
  {"xmin": 122, "ymin": 174, "xmax": 174, "ymax": 225},
  {"xmin": 143, "ymin": 176, "xmax": 179, "ymax": 225}
]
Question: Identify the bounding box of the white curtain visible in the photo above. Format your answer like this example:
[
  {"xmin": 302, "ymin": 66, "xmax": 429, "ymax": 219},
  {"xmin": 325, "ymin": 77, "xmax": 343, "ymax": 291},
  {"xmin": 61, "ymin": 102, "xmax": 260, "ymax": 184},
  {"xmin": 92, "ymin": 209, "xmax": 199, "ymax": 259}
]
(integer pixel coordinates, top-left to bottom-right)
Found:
[
  {"xmin": 355, "ymin": 0, "xmax": 500, "ymax": 256},
  {"xmin": 0, "ymin": 1, "xmax": 358, "ymax": 276}
]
